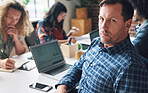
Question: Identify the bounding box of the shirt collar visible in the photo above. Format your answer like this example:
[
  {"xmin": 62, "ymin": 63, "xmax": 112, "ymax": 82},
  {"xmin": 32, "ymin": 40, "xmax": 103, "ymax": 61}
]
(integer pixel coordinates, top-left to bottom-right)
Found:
[
  {"xmin": 135, "ymin": 24, "xmax": 141, "ymax": 33},
  {"xmin": 139, "ymin": 19, "xmax": 148, "ymax": 30},
  {"xmin": 99, "ymin": 36, "xmax": 131, "ymax": 55}
]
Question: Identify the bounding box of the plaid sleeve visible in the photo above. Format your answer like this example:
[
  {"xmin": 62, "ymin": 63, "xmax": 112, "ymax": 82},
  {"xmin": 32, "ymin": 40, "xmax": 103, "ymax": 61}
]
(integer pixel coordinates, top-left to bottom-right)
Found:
[
  {"xmin": 55, "ymin": 51, "xmax": 88, "ymax": 89},
  {"xmin": 55, "ymin": 39, "xmax": 99, "ymax": 89},
  {"xmin": 115, "ymin": 64, "xmax": 148, "ymax": 93}
]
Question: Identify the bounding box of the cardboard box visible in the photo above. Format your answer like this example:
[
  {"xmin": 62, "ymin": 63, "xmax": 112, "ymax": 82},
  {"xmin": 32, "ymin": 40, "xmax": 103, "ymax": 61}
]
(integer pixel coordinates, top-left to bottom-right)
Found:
[
  {"xmin": 61, "ymin": 43, "xmax": 78, "ymax": 58},
  {"xmin": 75, "ymin": 50, "xmax": 84, "ymax": 60},
  {"xmin": 71, "ymin": 18, "xmax": 92, "ymax": 36},
  {"xmin": 76, "ymin": 7, "xmax": 88, "ymax": 19}
]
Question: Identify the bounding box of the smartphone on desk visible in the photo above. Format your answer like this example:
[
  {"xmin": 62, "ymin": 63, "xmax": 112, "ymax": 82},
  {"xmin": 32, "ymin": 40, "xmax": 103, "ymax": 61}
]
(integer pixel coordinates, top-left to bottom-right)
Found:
[{"xmin": 29, "ymin": 82, "xmax": 53, "ymax": 92}]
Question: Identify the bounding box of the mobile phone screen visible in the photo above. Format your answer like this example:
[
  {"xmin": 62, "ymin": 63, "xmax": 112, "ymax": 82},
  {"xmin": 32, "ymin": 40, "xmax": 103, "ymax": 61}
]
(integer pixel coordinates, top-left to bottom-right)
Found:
[{"xmin": 29, "ymin": 82, "xmax": 53, "ymax": 92}]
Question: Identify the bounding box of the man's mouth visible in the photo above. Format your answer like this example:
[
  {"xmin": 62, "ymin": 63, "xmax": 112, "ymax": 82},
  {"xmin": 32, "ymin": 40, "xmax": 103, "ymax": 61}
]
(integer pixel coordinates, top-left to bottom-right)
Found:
[
  {"xmin": 100, "ymin": 31, "xmax": 109, "ymax": 36},
  {"xmin": 101, "ymin": 33, "xmax": 109, "ymax": 36}
]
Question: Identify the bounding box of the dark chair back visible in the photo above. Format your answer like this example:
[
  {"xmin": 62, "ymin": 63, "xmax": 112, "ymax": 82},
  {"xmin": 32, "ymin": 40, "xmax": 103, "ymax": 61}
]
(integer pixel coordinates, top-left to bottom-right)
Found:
[{"xmin": 25, "ymin": 31, "xmax": 36, "ymax": 48}]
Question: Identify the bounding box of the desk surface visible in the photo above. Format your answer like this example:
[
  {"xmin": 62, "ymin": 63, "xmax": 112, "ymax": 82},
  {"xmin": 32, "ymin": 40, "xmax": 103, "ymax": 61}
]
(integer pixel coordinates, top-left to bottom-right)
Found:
[
  {"xmin": 0, "ymin": 52, "xmax": 77, "ymax": 93},
  {"xmin": 0, "ymin": 35, "xmax": 135, "ymax": 93}
]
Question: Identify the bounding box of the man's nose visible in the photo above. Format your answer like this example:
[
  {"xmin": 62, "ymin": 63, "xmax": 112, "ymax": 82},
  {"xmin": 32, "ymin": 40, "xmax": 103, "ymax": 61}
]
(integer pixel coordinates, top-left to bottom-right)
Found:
[{"xmin": 101, "ymin": 21, "xmax": 108, "ymax": 30}]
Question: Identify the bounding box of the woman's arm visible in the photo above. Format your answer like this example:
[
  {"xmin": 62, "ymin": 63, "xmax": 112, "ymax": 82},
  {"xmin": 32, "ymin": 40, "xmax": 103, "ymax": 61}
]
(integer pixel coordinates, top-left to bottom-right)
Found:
[
  {"xmin": 14, "ymin": 38, "xmax": 26, "ymax": 55},
  {"xmin": 7, "ymin": 26, "xmax": 26, "ymax": 55},
  {"xmin": 67, "ymin": 27, "xmax": 79, "ymax": 37}
]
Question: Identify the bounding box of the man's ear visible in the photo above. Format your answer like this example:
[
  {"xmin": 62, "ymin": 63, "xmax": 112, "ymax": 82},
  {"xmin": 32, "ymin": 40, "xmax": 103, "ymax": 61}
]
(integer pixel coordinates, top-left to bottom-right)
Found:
[{"xmin": 125, "ymin": 19, "xmax": 132, "ymax": 32}]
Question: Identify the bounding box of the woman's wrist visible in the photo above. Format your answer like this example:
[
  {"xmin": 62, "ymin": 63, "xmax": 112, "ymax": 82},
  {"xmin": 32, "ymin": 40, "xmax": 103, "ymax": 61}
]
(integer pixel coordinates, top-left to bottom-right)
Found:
[{"xmin": 67, "ymin": 32, "xmax": 72, "ymax": 37}]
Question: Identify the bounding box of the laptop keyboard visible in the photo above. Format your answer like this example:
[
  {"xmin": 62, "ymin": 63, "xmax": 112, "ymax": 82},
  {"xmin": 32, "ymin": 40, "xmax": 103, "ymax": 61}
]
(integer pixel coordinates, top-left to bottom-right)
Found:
[{"xmin": 45, "ymin": 64, "xmax": 72, "ymax": 76}]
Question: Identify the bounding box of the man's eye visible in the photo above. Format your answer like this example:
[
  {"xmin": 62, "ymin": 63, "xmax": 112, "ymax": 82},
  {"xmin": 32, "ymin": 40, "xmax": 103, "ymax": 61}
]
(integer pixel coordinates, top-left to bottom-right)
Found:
[
  {"xmin": 111, "ymin": 19, "xmax": 116, "ymax": 22},
  {"xmin": 99, "ymin": 17, "xmax": 104, "ymax": 21}
]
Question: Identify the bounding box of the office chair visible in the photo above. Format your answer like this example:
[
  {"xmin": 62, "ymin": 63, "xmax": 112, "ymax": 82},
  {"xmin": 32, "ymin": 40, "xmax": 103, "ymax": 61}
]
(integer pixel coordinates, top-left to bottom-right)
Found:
[
  {"xmin": 25, "ymin": 21, "xmax": 38, "ymax": 48},
  {"xmin": 25, "ymin": 30, "xmax": 36, "ymax": 48}
]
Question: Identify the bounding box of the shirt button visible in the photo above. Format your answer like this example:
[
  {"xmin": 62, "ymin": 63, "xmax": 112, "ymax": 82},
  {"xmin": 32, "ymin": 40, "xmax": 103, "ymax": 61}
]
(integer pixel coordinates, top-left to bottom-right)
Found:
[
  {"xmin": 81, "ymin": 87, "xmax": 83, "ymax": 89},
  {"xmin": 90, "ymin": 64, "xmax": 93, "ymax": 66},
  {"xmin": 85, "ymin": 76, "xmax": 87, "ymax": 79}
]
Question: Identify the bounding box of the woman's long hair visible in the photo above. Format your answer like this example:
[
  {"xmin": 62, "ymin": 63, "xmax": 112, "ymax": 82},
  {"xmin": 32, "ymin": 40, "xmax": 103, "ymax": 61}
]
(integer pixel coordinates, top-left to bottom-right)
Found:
[
  {"xmin": 0, "ymin": 0, "xmax": 31, "ymax": 37},
  {"xmin": 43, "ymin": 2, "xmax": 67, "ymax": 29}
]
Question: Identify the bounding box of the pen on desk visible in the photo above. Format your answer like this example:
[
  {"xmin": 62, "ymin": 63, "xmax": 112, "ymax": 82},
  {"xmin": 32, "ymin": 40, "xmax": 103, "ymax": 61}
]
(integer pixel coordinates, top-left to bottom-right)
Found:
[{"xmin": 0, "ymin": 49, "xmax": 9, "ymax": 58}]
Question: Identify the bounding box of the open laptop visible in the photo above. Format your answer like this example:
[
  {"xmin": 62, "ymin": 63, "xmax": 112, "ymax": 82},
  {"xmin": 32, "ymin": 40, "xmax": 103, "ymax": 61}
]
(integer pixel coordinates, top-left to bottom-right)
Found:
[
  {"xmin": 29, "ymin": 40, "xmax": 72, "ymax": 79},
  {"xmin": 79, "ymin": 28, "xmax": 99, "ymax": 50},
  {"xmin": 89, "ymin": 28, "xmax": 99, "ymax": 42}
]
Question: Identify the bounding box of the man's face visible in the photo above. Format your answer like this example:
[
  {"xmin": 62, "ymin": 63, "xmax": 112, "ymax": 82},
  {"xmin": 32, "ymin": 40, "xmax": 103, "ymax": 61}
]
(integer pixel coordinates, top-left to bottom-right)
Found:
[
  {"xmin": 5, "ymin": 7, "xmax": 22, "ymax": 27},
  {"xmin": 133, "ymin": 9, "xmax": 141, "ymax": 22},
  {"xmin": 99, "ymin": 3, "xmax": 131, "ymax": 47}
]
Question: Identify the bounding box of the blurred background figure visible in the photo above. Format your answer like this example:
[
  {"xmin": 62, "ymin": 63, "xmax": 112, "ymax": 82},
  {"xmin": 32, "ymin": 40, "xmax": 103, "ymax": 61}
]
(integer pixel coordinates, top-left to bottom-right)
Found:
[
  {"xmin": 129, "ymin": 0, "xmax": 148, "ymax": 68},
  {"xmin": 35, "ymin": 2, "xmax": 79, "ymax": 45}
]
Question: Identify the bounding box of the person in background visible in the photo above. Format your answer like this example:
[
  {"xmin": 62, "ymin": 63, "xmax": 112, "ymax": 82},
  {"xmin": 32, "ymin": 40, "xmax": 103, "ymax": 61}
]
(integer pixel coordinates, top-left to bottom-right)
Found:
[
  {"xmin": 54, "ymin": 0, "xmax": 148, "ymax": 92},
  {"xmin": 35, "ymin": 2, "xmax": 79, "ymax": 45},
  {"xmin": 129, "ymin": 0, "xmax": 148, "ymax": 68},
  {"xmin": 0, "ymin": 0, "xmax": 30, "ymax": 69}
]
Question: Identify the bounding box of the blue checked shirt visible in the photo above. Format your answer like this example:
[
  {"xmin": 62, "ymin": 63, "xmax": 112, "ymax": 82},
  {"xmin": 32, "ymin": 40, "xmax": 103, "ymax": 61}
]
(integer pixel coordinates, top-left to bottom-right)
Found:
[{"xmin": 56, "ymin": 36, "xmax": 148, "ymax": 93}]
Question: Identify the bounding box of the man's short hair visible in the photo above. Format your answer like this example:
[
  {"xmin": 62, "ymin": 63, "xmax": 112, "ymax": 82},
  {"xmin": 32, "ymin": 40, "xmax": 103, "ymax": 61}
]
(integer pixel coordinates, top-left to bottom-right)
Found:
[
  {"xmin": 129, "ymin": 0, "xmax": 148, "ymax": 19},
  {"xmin": 99, "ymin": 0, "xmax": 134, "ymax": 21}
]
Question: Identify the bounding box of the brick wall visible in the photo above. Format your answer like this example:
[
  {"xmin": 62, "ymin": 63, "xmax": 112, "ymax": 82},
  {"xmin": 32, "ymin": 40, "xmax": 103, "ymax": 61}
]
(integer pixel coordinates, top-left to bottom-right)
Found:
[
  {"xmin": 84, "ymin": 0, "xmax": 137, "ymax": 37},
  {"xmin": 83, "ymin": 0, "xmax": 101, "ymax": 31}
]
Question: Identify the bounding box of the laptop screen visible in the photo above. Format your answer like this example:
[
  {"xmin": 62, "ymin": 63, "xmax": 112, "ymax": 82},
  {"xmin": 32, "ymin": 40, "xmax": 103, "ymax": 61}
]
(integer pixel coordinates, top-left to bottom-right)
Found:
[
  {"xmin": 30, "ymin": 40, "xmax": 65, "ymax": 72},
  {"xmin": 89, "ymin": 28, "xmax": 99, "ymax": 42}
]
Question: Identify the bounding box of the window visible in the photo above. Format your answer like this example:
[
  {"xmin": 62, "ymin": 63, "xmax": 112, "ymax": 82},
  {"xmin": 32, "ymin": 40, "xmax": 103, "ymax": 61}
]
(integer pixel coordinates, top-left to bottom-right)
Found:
[
  {"xmin": 25, "ymin": 0, "xmax": 55, "ymax": 20},
  {"xmin": 0, "ymin": 0, "xmax": 55, "ymax": 20}
]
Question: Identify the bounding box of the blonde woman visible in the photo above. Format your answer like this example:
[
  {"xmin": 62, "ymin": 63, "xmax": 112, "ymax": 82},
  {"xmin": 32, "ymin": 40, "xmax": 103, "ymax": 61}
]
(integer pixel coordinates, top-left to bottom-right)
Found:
[{"xmin": 0, "ymin": 0, "xmax": 30, "ymax": 69}]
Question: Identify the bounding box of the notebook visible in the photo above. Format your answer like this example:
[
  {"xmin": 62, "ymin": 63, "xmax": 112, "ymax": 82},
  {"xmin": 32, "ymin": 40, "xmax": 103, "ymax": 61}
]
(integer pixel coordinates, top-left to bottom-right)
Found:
[
  {"xmin": 29, "ymin": 40, "xmax": 72, "ymax": 77},
  {"xmin": 0, "ymin": 58, "xmax": 29, "ymax": 72}
]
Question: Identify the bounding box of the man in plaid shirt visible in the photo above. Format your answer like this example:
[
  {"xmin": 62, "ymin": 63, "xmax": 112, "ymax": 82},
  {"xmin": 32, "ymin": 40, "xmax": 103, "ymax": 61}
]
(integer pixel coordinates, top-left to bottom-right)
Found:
[{"xmin": 54, "ymin": 0, "xmax": 148, "ymax": 92}]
